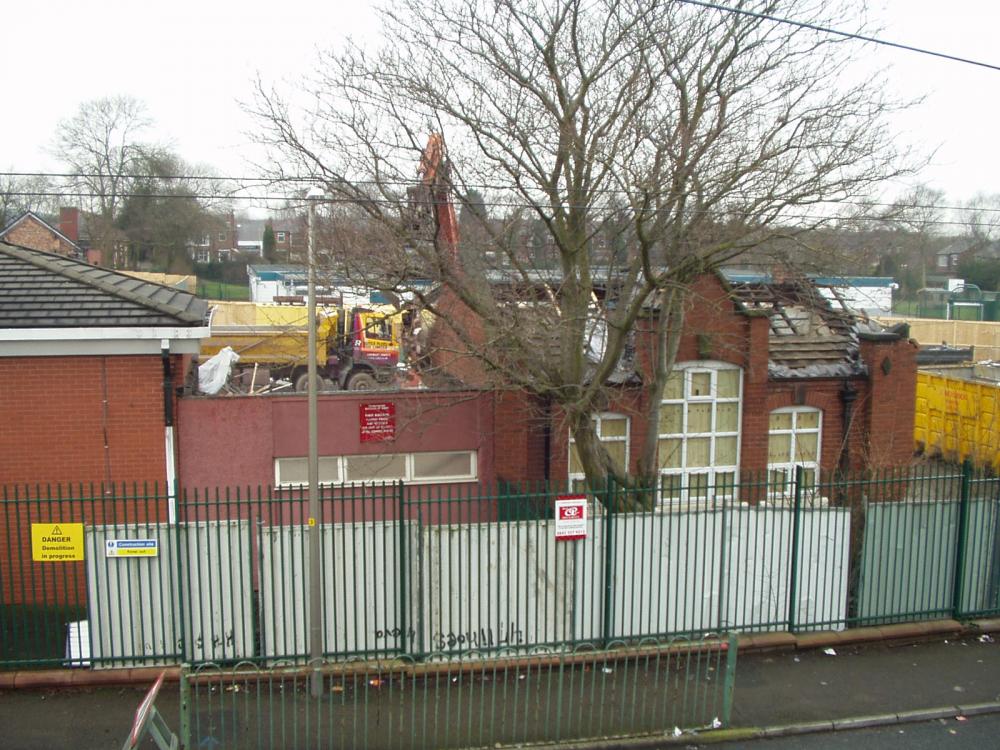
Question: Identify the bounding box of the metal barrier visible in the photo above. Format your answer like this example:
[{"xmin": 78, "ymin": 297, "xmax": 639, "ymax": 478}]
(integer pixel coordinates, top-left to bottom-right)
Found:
[
  {"xmin": 180, "ymin": 634, "xmax": 737, "ymax": 749},
  {"xmin": 2, "ymin": 465, "xmax": 998, "ymax": 670}
]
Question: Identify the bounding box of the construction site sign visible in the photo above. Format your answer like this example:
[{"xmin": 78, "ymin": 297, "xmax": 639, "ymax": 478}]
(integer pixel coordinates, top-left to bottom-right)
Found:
[
  {"xmin": 105, "ymin": 538, "xmax": 159, "ymax": 558},
  {"xmin": 554, "ymin": 496, "xmax": 588, "ymax": 541},
  {"xmin": 360, "ymin": 402, "xmax": 396, "ymax": 442},
  {"xmin": 31, "ymin": 522, "xmax": 84, "ymax": 562}
]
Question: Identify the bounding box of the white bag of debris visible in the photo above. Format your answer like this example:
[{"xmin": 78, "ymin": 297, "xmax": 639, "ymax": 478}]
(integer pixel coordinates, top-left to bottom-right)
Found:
[{"xmin": 199, "ymin": 346, "xmax": 240, "ymax": 395}]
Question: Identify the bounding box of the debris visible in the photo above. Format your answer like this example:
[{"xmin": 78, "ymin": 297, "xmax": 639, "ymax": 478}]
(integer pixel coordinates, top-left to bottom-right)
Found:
[
  {"xmin": 224, "ymin": 684, "xmax": 240, "ymax": 693},
  {"xmin": 331, "ymin": 685, "xmax": 344, "ymax": 693},
  {"xmin": 793, "ymin": 657, "xmax": 800, "ymax": 663},
  {"xmin": 518, "ymin": 674, "xmax": 526, "ymax": 680},
  {"xmin": 601, "ymin": 667, "xmax": 614, "ymax": 674},
  {"xmin": 953, "ymin": 685, "xmax": 966, "ymax": 693},
  {"xmin": 823, "ymin": 648, "xmax": 837, "ymax": 656},
  {"xmin": 673, "ymin": 727, "xmax": 683, "ymax": 737},
  {"xmin": 820, "ymin": 681, "xmax": 828, "ymax": 686},
  {"xmin": 368, "ymin": 678, "xmax": 382, "ymax": 688},
  {"xmin": 949, "ymin": 730, "xmax": 958, "ymax": 735},
  {"xmin": 979, "ymin": 634, "xmax": 994, "ymax": 643},
  {"xmin": 956, "ymin": 716, "xmax": 968, "ymax": 722},
  {"xmin": 451, "ymin": 677, "xmax": 459, "ymax": 683},
  {"xmin": 711, "ymin": 718, "xmax": 722, "ymax": 729}
]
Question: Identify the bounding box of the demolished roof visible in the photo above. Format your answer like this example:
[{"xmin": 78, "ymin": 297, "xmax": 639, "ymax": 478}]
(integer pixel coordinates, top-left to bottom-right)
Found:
[
  {"xmin": 0, "ymin": 241, "xmax": 208, "ymax": 328},
  {"xmin": 723, "ymin": 271, "xmax": 884, "ymax": 379}
]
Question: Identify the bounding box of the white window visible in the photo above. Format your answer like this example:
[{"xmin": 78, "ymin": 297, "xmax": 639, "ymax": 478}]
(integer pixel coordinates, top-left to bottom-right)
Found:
[
  {"xmin": 767, "ymin": 407, "xmax": 821, "ymax": 498},
  {"xmin": 568, "ymin": 413, "xmax": 629, "ymax": 492},
  {"xmin": 218, "ymin": 230, "xmax": 227, "ymax": 241},
  {"xmin": 276, "ymin": 231, "xmax": 287, "ymax": 242},
  {"xmin": 195, "ymin": 248, "xmax": 210, "ymax": 264},
  {"xmin": 275, "ymin": 450, "xmax": 477, "ymax": 487},
  {"xmin": 937, "ymin": 255, "xmax": 948, "ymax": 268},
  {"xmin": 658, "ymin": 362, "xmax": 742, "ymax": 504}
]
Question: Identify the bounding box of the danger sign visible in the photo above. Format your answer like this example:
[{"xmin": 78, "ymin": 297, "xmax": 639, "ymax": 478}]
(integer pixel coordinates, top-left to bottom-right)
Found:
[
  {"xmin": 31, "ymin": 522, "xmax": 84, "ymax": 562},
  {"xmin": 554, "ymin": 495, "xmax": 587, "ymax": 541}
]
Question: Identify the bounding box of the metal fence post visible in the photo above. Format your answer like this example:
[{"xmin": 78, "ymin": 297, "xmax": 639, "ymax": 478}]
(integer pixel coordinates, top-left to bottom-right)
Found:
[
  {"xmin": 601, "ymin": 476, "xmax": 615, "ymax": 648},
  {"xmin": 397, "ymin": 479, "xmax": 408, "ymax": 656},
  {"xmin": 174, "ymin": 486, "xmax": 186, "ymax": 663},
  {"xmin": 952, "ymin": 459, "xmax": 973, "ymax": 619},
  {"xmin": 178, "ymin": 664, "xmax": 191, "ymax": 750},
  {"xmin": 787, "ymin": 466, "xmax": 804, "ymax": 633},
  {"xmin": 721, "ymin": 632, "xmax": 739, "ymax": 727}
]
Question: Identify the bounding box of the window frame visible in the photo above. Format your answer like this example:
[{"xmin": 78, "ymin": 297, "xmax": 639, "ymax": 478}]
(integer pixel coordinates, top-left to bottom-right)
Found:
[
  {"xmin": 766, "ymin": 406, "xmax": 822, "ymax": 498},
  {"xmin": 567, "ymin": 412, "xmax": 630, "ymax": 493},
  {"xmin": 657, "ymin": 361, "xmax": 743, "ymax": 505},
  {"xmin": 275, "ymin": 449, "xmax": 478, "ymax": 487}
]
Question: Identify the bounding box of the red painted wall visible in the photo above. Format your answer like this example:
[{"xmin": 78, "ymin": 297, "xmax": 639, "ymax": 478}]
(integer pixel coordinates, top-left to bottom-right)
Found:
[{"xmin": 176, "ymin": 390, "xmax": 497, "ymax": 490}]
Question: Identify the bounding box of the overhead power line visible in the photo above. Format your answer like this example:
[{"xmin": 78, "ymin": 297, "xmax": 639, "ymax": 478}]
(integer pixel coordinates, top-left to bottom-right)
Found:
[
  {"xmin": 6, "ymin": 188, "xmax": 1000, "ymax": 231},
  {"xmin": 5, "ymin": 170, "xmax": 1000, "ymax": 217},
  {"xmin": 678, "ymin": 0, "xmax": 1000, "ymax": 73}
]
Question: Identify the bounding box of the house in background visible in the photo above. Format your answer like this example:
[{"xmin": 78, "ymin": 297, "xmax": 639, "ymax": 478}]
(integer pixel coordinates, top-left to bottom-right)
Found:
[
  {"xmin": 936, "ymin": 238, "xmax": 1000, "ymax": 276},
  {"xmin": 0, "ymin": 209, "xmax": 85, "ymax": 260},
  {"xmin": 188, "ymin": 211, "xmax": 238, "ymax": 264}
]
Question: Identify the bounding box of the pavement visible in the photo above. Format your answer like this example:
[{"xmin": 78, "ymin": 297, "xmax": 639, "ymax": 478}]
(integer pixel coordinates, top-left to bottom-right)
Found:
[{"xmin": 0, "ymin": 621, "xmax": 999, "ymax": 749}]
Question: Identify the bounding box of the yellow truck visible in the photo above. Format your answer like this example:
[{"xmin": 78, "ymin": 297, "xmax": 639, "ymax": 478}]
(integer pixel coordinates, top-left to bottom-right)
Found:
[{"xmin": 200, "ymin": 301, "xmax": 403, "ymax": 392}]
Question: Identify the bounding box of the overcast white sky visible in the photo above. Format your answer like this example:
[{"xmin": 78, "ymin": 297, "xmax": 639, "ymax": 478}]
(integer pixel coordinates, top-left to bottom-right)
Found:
[{"xmin": 1, "ymin": 0, "xmax": 997, "ymax": 205}]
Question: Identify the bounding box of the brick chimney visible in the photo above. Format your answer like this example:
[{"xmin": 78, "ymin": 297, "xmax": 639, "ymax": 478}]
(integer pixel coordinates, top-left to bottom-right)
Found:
[{"xmin": 59, "ymin": 207, "xmax": 80, "ymax": 242}]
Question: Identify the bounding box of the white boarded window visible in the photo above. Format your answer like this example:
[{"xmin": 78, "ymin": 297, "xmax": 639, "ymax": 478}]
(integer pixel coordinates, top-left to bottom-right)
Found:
[
  {"xmin": 659, "ymin": 362, "xmax": 742, "ymax": 503},
  {"xmin": 274, "ymin": 456, "xmax": 341, "ymax": 485},
  {"xmin": 275, "ymin": 450, "xmax": 477, "ymax": 486},
  {"xmin": 767, "ymin": 407, "xmax": 821, "ymax": 497}
]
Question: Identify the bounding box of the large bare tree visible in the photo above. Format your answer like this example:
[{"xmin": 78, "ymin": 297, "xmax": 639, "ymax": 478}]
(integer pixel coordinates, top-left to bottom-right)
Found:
[
  {"xmin": 252, "ymin": 0, "xmax": 912, "ymax": 493},
  {"xmin": 52, "ymin": 96, "xmax": 154, "ymax": 266}
]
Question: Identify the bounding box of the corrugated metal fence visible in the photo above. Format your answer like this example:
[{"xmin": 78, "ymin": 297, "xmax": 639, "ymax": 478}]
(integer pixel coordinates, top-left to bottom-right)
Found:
[{"xmin": 2, "ymin": 465, "xmax": 998, "ymax": 671}]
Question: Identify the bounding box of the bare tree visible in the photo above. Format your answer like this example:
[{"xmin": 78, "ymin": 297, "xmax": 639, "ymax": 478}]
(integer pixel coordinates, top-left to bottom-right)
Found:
[
  {"xmin": 52, "ymin": 96, "xmax": 154, "ymax": 266},
  {"xmin": 252, "ymin": 0, "xmax": 912, "ymax": 493},
  {"xmin": 0, "ymin": 172, "xmax": 57, "ymax": 228},
  {"xmin": 887, "ymin": 184, "xmax": 947, "ymax": 290}
]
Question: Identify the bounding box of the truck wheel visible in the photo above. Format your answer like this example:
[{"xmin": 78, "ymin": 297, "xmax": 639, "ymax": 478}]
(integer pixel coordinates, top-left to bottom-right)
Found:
[
  {"xmin": 347, "ymin": 372, "xmax": 377, "ymax": 391},
  {"xmin": 294, "ymin": 372, "xmax": 311, "ymax": 392}
]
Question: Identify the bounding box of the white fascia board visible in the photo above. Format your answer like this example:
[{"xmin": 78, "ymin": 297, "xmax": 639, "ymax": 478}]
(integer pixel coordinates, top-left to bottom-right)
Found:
[{"xmin": 0, "ymin": 326, "xmax": 209, "ymax": 357}]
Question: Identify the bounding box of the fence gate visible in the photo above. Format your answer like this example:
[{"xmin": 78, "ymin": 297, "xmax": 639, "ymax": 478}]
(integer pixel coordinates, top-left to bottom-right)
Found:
[{"xmin": 181, "ymin": 634, "xmax": 737, "ymax": 750}]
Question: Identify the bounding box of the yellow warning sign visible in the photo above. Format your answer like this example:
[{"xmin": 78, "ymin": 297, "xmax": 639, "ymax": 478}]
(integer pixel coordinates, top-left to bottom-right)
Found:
[{"xmin": 31, "ymin": 523, "xmax": 85, "ymax": 562}]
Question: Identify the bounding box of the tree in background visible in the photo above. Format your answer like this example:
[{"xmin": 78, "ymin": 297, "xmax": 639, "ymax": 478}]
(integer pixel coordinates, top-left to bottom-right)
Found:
[
  {"xmin": 253, "ymin": 0, "xmax": 913, "ymax": 493},
  {"xmin": 262, "ymin": 222, "xmax": 276, "ymax": 262},
  {"xmin": 52, "ymin": 96, "xmax": 152, "ymax": 265},
  {"xmin": 0, "ymin": 172, "xmax": 57, "ymax": 228}
]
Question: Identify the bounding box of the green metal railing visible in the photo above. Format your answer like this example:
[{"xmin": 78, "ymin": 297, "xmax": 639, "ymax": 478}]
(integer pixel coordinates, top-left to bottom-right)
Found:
[
  {"xmin": 180, "ymin": 634, "xmax": 736, "ymax": 750},
  {"xmin": 2, "ymin": 464, "xmax": 999, "ymax": 670}
]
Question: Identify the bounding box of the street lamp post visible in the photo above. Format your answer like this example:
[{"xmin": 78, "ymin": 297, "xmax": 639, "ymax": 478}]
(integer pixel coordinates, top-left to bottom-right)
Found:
[{"xmin": 306, "ymin": 187, "xmax": 324, "ymax": 697}]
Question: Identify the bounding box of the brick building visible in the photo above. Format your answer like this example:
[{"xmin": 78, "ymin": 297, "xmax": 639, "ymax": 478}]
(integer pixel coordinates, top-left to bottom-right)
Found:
[
  {"xmin": 436, "ymin": 270, "xmax": 917, "ymax": 498},
  {"xmin": 0, "ymin": 240, "xmax": 208, "ymax": 606},
  {"xmin": 0, "ymin": 241, "xmax": 208, "ymax": 489},
  {"xmin": 0, "ymin": 210, "xmax": 84, "ymax": 260}
]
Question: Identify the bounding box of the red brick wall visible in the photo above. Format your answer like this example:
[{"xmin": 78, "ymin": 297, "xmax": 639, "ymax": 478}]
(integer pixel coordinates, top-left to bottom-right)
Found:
[
  {"xmin": 0, "ymin": 353, "xmax": 172, "ymax": 606},
  {"xmin": 3, "ymin": 217, "xmax": 76, "ymax": 257},
  {"xmin": 0, "ymin": 355, "xmax": 170, "ymax": 487},
  {"xmin": 859, "ymin": 336, "xmax": 919, "ymax": 469}
]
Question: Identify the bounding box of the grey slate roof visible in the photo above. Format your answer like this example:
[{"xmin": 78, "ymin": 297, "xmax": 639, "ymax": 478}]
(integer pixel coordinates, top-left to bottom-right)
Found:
[{"xmin": 0, "ymin": 241, "xmax": 208, "ymax": 328}]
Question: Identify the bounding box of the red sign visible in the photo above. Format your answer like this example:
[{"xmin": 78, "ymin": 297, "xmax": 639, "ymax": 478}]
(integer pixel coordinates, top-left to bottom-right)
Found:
[
  {"xmin": 555, "ymin": 495, "xmax": 588, "ymax": 541},
  {"xmin": 360, "ymin": 402, "xmax": 396, "ymax": 442},
  {"xmin": 127, "ymin": 671, "xmax": 166, "ymax": 748}
]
